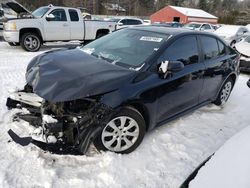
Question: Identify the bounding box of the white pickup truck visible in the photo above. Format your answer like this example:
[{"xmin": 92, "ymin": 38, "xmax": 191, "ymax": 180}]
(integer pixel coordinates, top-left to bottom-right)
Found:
[{"xmin": 3, "ymin": 4, "xmax": 116, "ymax": 51}]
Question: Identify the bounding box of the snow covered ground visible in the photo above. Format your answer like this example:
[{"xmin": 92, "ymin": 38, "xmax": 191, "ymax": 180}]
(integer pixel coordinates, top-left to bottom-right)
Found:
[{"xmin": 0, "ymin": 42, "xmax": 250, "ymax": 188}]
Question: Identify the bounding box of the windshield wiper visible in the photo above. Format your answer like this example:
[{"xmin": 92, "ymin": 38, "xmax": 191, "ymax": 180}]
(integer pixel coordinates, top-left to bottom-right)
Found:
[{"xmin": 92, "ymin": 52, "xmax": 115, "ymax": 64}]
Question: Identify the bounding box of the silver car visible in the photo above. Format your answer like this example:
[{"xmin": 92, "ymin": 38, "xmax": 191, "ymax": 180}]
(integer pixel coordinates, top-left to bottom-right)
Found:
[{"xmin": 214, "ymin": 25, "xmax": 249, "ymax": 47}]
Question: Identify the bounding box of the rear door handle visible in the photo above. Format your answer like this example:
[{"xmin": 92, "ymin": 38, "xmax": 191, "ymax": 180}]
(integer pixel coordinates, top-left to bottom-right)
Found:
[{"xmin": 63, "ymin": 23, "xmax": 69, "ymax": 27}]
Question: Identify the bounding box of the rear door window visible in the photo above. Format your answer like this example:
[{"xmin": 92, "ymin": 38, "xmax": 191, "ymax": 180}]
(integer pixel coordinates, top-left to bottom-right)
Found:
[
  {"xmin": 69, "ymin": 9, "xmax": 79, "ymax": 22},
  {"xmin": 163, "ymin": 36, "xmax": 199, "ymax": 65},
  {"xmin": 120, "ymin": 19, "xmax": 128, "ymax": 25},
  {"xmin": 202, "ymin": 24, "xmax": 211, "ymax": 30},
  {"xmin": 127, "ymin": 19, "xmax": 142, "ymax": 25},
  {"xmin": 200, "ymin": 36, "xmax": 219, "ymax": 60}
]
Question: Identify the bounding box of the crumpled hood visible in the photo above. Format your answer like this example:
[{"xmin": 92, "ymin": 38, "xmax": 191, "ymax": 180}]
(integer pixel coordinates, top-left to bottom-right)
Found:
[{"xmin": 26, "ymin": 48, "xmax": 136, "ymax": 102}]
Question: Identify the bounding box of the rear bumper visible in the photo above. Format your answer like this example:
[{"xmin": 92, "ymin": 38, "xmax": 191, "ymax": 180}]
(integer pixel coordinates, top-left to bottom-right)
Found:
[{"xmin": 3, "ymin": 30, "xmax": 19, "ymax": 42}]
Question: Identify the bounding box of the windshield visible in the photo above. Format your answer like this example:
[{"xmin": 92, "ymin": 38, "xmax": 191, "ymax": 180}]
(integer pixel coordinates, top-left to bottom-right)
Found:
[
  {"xmin": 81, "ymin": 29, "xmax": 169, "ymax": 69},
  {"xmin": 32, "ymin": 7, "xmax": 50, "ymax": 18},
  {"xmin": 244, "ymin": 36, "xmax": 250, "ymax": 43},
  {"xmin": 184, "ymin": 23, "xmax": 201, "ymax": 29}
]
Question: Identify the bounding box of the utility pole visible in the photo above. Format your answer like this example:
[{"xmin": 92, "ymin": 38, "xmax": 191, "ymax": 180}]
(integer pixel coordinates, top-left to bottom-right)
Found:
[{"xmin": 117, "ymin": 0, "xmax": 120, "ymax": 15}]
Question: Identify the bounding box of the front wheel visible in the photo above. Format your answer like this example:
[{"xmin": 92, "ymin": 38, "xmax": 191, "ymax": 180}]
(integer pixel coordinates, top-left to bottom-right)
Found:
[
  {"xmin": 94, "ymin": 106, "xmax": 146, "ymax": 154},
  {"xmin": 214, "ymin": 78, "xmax": 233, "ymax": 106},
  {"xmin": 20, "ymin": 33, "xmax": 41, "ymax": 52}
]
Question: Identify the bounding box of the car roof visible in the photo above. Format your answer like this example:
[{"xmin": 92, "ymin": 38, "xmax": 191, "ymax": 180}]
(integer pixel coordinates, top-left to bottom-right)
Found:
[
  {"xmin": 129, "ymin": 25, "xmax": 216, "ymax": 37},
  {"xmin": 40, "ymin": 5, "xmax": 77, "ymax": 10}
]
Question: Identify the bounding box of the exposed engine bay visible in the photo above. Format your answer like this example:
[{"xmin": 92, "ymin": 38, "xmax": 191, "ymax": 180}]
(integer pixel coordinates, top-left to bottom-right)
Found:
[{"xmin": 7, "ymin": 84, "xmax": 113, "ymax": 155}]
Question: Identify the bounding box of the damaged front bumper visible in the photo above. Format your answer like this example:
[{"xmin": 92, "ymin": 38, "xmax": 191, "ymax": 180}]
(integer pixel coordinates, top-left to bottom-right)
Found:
[{"xmin": 6, "ymin": 88, "xmax": 113, "ymax": 155}]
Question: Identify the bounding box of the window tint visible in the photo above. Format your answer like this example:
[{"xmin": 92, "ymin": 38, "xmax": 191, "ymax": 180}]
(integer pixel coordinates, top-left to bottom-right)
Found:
[
  {"xmin": 50, "ymin": 9, "xmax": 67, "ymax": 21},
  {"xmin": 202, "ymin": 24, "xmax": 211, "ymax": 30},
  {"xmin": 164, "ymin": 36, "xmax": 199, "ymax": 65},
  {"xmin": 245, "ymin": 36, "xmax": 250, "ymax": 43},
  {"xmin": 120, "ymin": 19, "xmax": 127, "ymax": 25},
  {"xmin": 217, "ymin": 40, "xmax": 226, "ymax": 55},
  {"xmin": 127, "ymin": 19, "xmax": 142, "ymax": 25},
  {"xmin": 201, "ymin": 36, "xmax": 219, "ymax": 60},
  {"xmin": 242, "ymin": 28, "xmax": 248, "ymax": 34},
  {"xmin": 69, "ymin": 9, "xmax": 79, "ymax": 21}
]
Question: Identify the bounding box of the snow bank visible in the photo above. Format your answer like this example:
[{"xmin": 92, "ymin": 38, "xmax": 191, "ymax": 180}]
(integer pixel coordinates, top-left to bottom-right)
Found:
[
  {"xmin": 0, "ymin": 42, "xmax": 250, "ymax": 188},
  {"xmin": 190, "ymin": 125, "xmax": 250, "ymax": 188}
]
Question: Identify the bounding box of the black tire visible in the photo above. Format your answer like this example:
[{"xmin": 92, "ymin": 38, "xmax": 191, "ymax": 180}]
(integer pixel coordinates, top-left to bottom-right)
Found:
[
  {"xmin": 96, "ymin": 32, "xmax": 106, "ymax": 39},
  {"xmin": 230, "ymin": 40, "xmax": 236, "ymax": 48},
  {"xmin": 94, "ymin": 106, "xmax": 146, "ymax": 154},
  {"xmin": 20, "ymin": 32, "xmax": 41, "ymax": 52},
  {"xmin": 8, "ymin": 42, "xmax": 20, "ymax": 46},
  {"xmin": 214, "ymin": 78, "xmax": 234, "ymax": 106}
]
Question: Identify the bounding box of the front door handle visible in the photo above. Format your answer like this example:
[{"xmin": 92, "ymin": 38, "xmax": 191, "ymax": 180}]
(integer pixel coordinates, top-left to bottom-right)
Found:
[{"xmin": 63, "ymin": 23, "xmax": 69, "ymax": 27}]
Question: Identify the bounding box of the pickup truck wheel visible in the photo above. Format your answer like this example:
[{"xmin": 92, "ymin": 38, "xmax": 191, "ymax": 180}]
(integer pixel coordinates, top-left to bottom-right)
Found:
[
  {"xmin": 96, "ymin": 32, "xmax": 106, "ymax": 39},
  {"xmin": 21, "ymin": 33, "xmax": 41, "ymax": 52},
  {"xmin": 8, "ymin": 42, "xmax": 20, "ymax": 46},
  {"xmin": 94, "ymin": 106, "xmax": 146, "ymax": 154}
]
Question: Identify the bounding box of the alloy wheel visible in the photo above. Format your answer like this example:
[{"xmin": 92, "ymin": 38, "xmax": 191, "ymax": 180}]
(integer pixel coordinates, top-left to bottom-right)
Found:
[
  {"xmin": 220, "ymin": 81, "xmax": 232, "ymax": 105},
  {"xmin": 101, "ymin": 116, "xmax": 140, "ymax": 152},
  {"xmin": 24, "ymin": 35, "xmax": 40, "ymax": 51}
]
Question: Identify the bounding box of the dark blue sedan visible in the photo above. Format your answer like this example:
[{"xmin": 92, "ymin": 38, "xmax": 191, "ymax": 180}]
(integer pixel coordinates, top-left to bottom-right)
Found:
[{"xmin": 7, "ymin": 26, "xmax": 240, "ymax": 155}]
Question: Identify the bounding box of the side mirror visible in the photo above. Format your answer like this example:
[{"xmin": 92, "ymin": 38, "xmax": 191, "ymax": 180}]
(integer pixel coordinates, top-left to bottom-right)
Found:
[
  {"xmin": 159, "ymin": 60, "xmax": 184, "ymax": 78},
  {"xmin": 200, "ymin": 27, "xmax": 205, "ymax": 31},
  {"xmin": 118, "ymin": 22, "xmax": 123, "ymax": 26},
  {"xmin": 46, "ymin": 14, "xmax": 55, "ymax": 21},
  {"xmin": 247, "ymin": 79, "xmax": 250, "ymax": 88}
]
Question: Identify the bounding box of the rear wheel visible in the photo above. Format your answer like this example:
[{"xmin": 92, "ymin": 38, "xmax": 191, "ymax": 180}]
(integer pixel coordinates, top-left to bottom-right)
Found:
[
  {"xmin": 214, "ymin": 78, "xmax": 233, "ymax": 106},
  {"xmin": 20, "ymin": 33, "xmax": 41, "ymax": 52},
  {"xmin": 94, "ymin": 106, "xmax": 146, "ymax": 154}
]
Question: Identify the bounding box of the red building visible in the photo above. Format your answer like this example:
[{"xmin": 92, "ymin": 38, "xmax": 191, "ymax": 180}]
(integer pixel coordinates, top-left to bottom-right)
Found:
[{"xmin": 150, "ymin": 6, "xmax": 218, "ymax": 24}]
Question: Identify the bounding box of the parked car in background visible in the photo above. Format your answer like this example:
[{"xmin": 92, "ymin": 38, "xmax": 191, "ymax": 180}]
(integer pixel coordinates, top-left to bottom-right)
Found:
[
  {"xmin": 235, "ymin": 35, "xmax": 250, "ymax": 72},
  {"xmin": 3, "ymin": 4, "xmax": 116, "ymax": 51},
  {"xmin": 152, "ymin": 22, "xmax": 183, "ymax": 28},
  {"xmin": 247, "ymin": 79, "xmax": 250, "ymax": 88},
  {"xmin": 109, "ymin": 17, "xmax": 144, "ymax": 30},
  {"xmin": 143, "ymin": 19, "xmax": 151, "ymax": 25},
  {"xmin": 0, "ymin": 9, "xmax": 3, "ymax": 34},
  {"xmin": 212, "ymin": 24, "xmax": 221, "ymax": 30},
  {"xmin": 214, "ymin": 25, "xmax": 249, "ymax": 47},
  {"xmin": 0, "ymin": 1, "xmax": 29, "ymax": 37},
  {"xmin": 184, "ymin": 22, "xmax": 215, "ymax": 32},
  {"xmin": 7, "ymin": 26, "xmax": 240, "ymax": 155},
  {"xmin": 246, "ymin": 24, "xmax": 250, "ymax": 31}
]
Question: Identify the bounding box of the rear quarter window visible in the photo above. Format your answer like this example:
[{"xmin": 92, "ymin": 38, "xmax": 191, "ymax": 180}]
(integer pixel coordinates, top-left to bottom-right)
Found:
[
  {"xmin": 200, "ymin": 36, "xmax": 219, "ymax": 60},
  {"xmin": 217, "ymin": 40, "xmax": 226, "ymax": 56}
]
